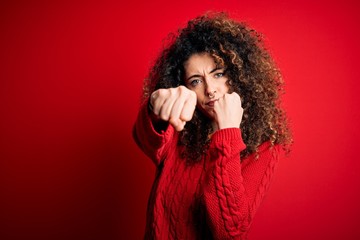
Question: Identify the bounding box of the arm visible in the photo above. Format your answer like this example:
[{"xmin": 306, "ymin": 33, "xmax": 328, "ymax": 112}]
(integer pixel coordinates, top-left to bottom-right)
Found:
[
  {"xmin": 132, "ymin": 86, "xmax": 197, "ymax": 166},
  {"xmin": 203, "ymin": 128, "xmax": 281, "ymax": 239},
  {"xmin": 132, "ymin": 99, "xmax": 175, "ymax": 167}
]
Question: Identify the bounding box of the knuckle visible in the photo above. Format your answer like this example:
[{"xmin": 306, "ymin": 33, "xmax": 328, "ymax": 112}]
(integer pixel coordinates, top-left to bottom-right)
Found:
[
  {"xmin": 180, "ymin": 114, "xmax": 190, "ymax": 121},
  {"xmin": 179, "ymin": 85, "xmax": 187, "ymax": 92},
  {"xmin": 169, "ymin": 117, "xmax": 177, "ymax": 125},
  {"xmin": 157, "ymin": 89, "xmax": 166, "ymax": 97},
  {"xmin": 177, "ymin": 86, "xmax": 183, "ymax": 95},
  {"xmin": 188, "ymin": 91, "xmax": 197, "ymax": 103},
  {"xmin": 160, "ymin": 112, "xmax": 169, "ymax": 121},
  {"xmin": 150, "ymin": 91, "xmax": 157, "ymax": 102},
  {"xmin": 152, "ymin": 106, "xmax": 159, "ymax": 114},
  {"xmin": 173, "ymin": 87, "xmax": 182, "ymax": 98},
  {"xmin": 179, "ymin": 86, "xmax": 188, "ymax": 96}
]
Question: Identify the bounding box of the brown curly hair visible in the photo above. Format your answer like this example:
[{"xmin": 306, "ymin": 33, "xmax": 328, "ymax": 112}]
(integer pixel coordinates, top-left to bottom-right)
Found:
[{"xmin": 142, "ymin": 11, "xmax": 292, "ymax": 162}]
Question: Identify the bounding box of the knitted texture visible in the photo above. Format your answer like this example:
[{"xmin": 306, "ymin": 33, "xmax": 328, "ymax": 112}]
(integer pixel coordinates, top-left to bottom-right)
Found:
[{"xmin": 133, "ymin": 101, "xmax": 281, "ymax": 239}]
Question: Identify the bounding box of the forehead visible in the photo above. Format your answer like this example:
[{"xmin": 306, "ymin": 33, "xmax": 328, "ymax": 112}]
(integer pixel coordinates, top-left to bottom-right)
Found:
[{"xmin": 184, "ymin": 53, "xmax": 217, "ymax": 73}]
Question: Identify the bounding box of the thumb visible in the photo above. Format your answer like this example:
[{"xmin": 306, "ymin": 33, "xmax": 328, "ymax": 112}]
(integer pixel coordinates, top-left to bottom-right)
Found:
[{"xmin": 169, "ymin": 117, "xmax": 186, "ymax": 131}]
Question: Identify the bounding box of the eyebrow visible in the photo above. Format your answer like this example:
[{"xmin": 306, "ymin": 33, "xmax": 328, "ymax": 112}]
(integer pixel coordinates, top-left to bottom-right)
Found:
[{"xmin": 186, "ymin": 67, "xmax": 223, "ymax": 82}]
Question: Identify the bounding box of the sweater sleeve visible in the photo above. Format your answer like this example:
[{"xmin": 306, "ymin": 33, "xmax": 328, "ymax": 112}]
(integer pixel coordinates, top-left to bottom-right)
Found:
[
  {"xmin": 132, "ymin": 99, "xmax": 175, "ymax": 167},
  {"xmin": 202, "ymin": 128, "xmax": 281, "ymax": 239}
]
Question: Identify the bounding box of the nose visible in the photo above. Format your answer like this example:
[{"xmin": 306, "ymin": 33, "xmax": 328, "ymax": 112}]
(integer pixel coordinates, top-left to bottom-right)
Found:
[{"xmin": 204, "ymin": 77, "xmax": 216, "ymax": 97}]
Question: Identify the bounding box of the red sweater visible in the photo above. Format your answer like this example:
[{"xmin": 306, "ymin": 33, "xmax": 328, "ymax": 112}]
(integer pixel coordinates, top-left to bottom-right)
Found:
[{"xmin": 133, "ymin": 102, "xmax": 281, "ymax": 239}]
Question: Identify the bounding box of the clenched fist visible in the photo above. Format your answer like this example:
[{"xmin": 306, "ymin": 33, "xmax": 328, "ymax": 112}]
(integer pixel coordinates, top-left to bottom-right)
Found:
[
  {"xmin": 213, "ymin": 92, "xmax": 243, "ymax": 130},
  {"xmin": 150, "ymin": 86, "xmax": 197, "ymax": 131}
]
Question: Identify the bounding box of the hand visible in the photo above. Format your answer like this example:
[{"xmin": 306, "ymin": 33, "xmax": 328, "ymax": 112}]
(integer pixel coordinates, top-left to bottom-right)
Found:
[
  {"xmin": 150, "ymin": 86, "xmax": 197, "ymax": 131},
  {"xmin": 213, "ymin": 92, "xmax": 243, "ymax": 130}
]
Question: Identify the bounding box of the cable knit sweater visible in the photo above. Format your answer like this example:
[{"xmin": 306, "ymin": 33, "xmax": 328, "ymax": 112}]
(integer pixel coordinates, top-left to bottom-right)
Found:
[{"xmin": 132, "ymin": 101, "xmax": 281, "ymax": 239}]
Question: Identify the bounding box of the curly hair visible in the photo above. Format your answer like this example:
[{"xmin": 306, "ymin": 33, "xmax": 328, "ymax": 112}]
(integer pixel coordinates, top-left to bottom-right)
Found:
[{"xmin": 142, "ymin": 11, "xmax": 292, "ymax": 163}]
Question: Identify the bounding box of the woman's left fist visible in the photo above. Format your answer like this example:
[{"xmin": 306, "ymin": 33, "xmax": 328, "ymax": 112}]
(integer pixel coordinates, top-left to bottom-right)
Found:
[{"xmin": 213, "ymin": 92, "xmax": 243, "ymax": 130}]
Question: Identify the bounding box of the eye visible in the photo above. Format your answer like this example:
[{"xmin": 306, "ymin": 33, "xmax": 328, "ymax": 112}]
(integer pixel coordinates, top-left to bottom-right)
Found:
[
  {"xmin": 214, "ymin": 72, "xmax": 224, "ymax": 78},
  {"xmin": 190, "ymin": 79, "xmax": 201, "ymax": 87}
]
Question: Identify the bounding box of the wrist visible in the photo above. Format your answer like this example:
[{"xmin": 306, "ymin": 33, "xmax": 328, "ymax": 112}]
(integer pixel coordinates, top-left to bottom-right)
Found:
[{"xmin": 218, "ymin": 121, "xmax": 241, "ymax": 130}]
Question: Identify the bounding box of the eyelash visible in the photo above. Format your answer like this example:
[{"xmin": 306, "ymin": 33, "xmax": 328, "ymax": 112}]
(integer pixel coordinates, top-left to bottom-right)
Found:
[
  {"xmin": 189, "ymin": 72, "xmax": 225, "ymax": 87},
  {"xmin": 214, "ymin": 72, "xmax": 224, "ymax": 78},
  {"xmin": 188, "ymin": 79, "xmax": 199, "ymax": 87}
]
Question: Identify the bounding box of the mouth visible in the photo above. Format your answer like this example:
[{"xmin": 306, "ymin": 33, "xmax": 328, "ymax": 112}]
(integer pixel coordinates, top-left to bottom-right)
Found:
[{"xmin": 205, "ymin": 99, "xmax": 218, "ymax": 107}]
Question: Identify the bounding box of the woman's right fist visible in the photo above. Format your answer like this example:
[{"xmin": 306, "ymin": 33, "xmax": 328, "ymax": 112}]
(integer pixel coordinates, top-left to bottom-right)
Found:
[{"xmin": 150, "ymin": 86, "xmax": 197, "ymax": 131}]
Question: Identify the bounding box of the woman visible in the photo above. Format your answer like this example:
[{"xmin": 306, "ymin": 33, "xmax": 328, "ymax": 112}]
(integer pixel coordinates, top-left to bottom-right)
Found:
[{"xmin": 133, "ymin": 12, "xmax": 292, "ymax": 239}]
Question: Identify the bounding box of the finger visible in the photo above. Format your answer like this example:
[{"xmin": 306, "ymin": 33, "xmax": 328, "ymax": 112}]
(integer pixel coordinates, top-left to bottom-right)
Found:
[
  {"xmin": 150, "ymin": 90, "xmax": 158, "ymax": 107},
  {"xmin": 151, "ymin": 91, "xmax": 166, "ymax": 116},
  {"xmin": 169, "ymin": 96, "xmax": 185, "ymax": 122},
  {"xmin": 178, "ymin": 120, "xmax": 186, "ymax": 131},
  {"xmin": 213, "ymin": 99, "xmax": 221, "ymax": 114},
  {"xmin": 213, "ymin": 95, "xmax": 223, "ymax": 111},
  {"xmin": 231, "ymin": 91, "xmax": 240, "ymax": 98},
  {"xmin": 230, "ymin": 93, "xmax": 242, "ymax": 109},
  {"xmin": 180, "ymin": 99, "xmax": 196, "ymax": 121},
  {"xmin": 159, "ymin": 94, "xmax": 177, "ymax": 121},
  {"xmin": 230, "ymin": 92, "xmax": 242, "ymax": 103},
  {"xmin": 169, "ymin": 117, "xmax": 186, "ymax": 131},
  {"xmin": 180, "ymin": 93, "xmax": 197, "ymax": 121}
]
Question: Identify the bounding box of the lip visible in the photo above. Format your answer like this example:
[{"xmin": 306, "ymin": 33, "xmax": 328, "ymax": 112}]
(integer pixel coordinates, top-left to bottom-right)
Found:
[{"xmin": 205, "ymin": 99, "xmax": 218, "ymax": 107}]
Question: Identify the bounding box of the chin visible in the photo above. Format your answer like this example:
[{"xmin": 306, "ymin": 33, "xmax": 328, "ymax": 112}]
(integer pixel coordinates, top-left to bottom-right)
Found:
[
  {"xmin": 199, "ymin": 108, "xmax": 215, "ymax": 120},
  {"xmin": 195, "ymin": 103, "xmax": 214, "ymax": 119}
]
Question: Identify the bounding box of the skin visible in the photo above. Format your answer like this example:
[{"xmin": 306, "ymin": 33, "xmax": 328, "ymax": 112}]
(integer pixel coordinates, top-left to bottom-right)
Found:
[{"xmin": 150, "ymin": 52, "xmax": 243, "ymax": 132}]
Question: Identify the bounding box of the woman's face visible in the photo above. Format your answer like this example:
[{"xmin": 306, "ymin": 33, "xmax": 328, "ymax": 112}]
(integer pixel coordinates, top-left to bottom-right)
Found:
[{"xmin": 184, "ymin": 52, "xmax": 229, "ymax": 120}]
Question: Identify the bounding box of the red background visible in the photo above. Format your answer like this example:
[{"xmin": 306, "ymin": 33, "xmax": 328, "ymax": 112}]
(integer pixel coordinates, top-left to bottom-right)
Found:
[{"xmin": 1, "ymin": 0, "xmax": 360, "ymax": 239}]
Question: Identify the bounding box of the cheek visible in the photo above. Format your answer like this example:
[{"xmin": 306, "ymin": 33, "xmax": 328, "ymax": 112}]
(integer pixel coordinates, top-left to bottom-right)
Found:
[
  {"xmin": 222, "ymin": 80, "xmax": 230, "ymax": 93},
  {"xmin": 193, "ymin": 90, "xmax": 204, "ymax": 103},
  {"xmin": 196, "ymin": 96, "xmax": 203, "ymax": 107}
]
